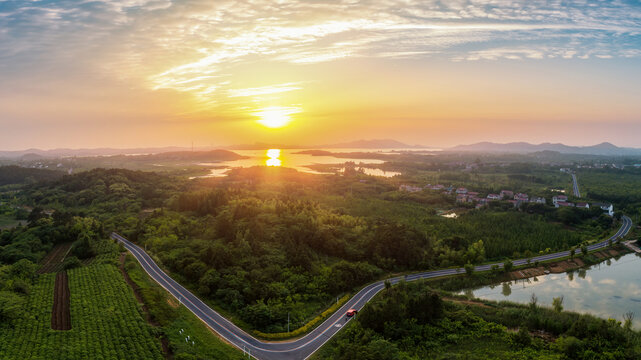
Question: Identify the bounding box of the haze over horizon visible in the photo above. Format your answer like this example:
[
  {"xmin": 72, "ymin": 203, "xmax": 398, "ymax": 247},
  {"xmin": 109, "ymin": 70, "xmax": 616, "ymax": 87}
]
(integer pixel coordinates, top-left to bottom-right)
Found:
[{"xmin": 1, "ymin": 1, "xmax": 641, "ymax": 150}]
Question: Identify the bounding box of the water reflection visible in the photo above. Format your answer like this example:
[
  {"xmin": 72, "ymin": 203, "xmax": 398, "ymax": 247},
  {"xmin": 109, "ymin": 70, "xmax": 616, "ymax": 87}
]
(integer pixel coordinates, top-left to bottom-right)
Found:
[
  {"xmin": 266, "ymin": 149, "xmax": 281, "ymax": 167},
  {"xmin": 460, "ymin": 253, "xmax": 641, "ymax": 328},
  {"xmin": 193, "ymin": 148, "xmax": 399, "ymax": 178},
  {"xmin": 502, "ymin": 282, "xmax": 512, "ymax": 296}
]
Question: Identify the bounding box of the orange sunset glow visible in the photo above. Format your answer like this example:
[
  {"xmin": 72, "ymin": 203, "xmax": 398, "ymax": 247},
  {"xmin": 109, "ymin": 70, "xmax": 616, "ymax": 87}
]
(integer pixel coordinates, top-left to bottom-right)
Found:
[{"xmin": 0, "ymin": 1, "xmax": 640, "ymax": 150}]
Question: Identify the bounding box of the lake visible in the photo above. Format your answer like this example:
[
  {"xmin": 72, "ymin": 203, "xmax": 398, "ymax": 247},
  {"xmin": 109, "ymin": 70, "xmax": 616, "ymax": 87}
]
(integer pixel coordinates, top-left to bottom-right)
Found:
[
  {"xmin": 461, "ymin": 253, "xmax": 641, "ymax": 328},
  {"xmin": 191, "ymin": 148, "xmax": 414, "ymax": 178}
]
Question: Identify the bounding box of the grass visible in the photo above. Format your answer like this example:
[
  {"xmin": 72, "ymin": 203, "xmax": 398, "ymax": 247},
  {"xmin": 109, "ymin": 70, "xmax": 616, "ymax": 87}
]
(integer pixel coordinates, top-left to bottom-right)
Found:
[{"xmin": 123, "ymin": 253, "xmax": 245, "ymax": 360}]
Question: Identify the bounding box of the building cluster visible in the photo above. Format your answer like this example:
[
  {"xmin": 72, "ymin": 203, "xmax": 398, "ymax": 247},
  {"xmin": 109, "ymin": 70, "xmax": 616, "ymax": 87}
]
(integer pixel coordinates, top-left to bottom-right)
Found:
[
  {"xmin": 399, "ymin": 182, "xmax": 615, "ymax": 216},
  {"xmin": 552, "ymin": 195, "xmax": 614, "ymax": 216},
  {"xmin": 453, "ymin": 188, "xmax": 545, "ymax": 209}
]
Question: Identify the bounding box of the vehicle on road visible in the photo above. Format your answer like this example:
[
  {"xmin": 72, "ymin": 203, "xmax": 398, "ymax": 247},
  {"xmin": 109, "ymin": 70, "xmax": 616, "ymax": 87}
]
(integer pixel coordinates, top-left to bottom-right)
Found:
[{"xmin": 346, "ymin": 309, "xmax": 358, "ymax": 317}]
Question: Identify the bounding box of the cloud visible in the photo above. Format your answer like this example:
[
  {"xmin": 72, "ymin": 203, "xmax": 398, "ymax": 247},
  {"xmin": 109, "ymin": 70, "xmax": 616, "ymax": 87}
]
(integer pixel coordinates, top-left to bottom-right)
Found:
[{"xmin": 1, "ymin": 0, "xmax": 640, "ymax": 112}]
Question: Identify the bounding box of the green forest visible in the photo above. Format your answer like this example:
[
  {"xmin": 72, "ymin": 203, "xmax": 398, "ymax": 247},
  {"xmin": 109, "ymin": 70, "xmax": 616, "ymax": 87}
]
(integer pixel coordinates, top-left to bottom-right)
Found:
[
  {"xmin": 0, "ymin": 157, "xmax": 635, "ymax": 359},
  {"xmin": 5, "ymin": 165, "xmax": 617, "ymax": 334},
  {"xmin": 314, "ymin": 281, "xmax": 641, "ymax": 360}
]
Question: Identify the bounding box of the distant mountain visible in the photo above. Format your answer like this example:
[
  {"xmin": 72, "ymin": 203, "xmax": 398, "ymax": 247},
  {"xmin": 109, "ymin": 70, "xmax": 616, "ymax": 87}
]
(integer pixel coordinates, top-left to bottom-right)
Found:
[
  {"xmin": 0, "ymin": 146, "xmax": 192, "ymax": 159},
  {"xmin": 228, "ymin": 139, "xmax": 429, "ymax": 150},
  {"xmin": 323, "ymin": 139, "xmax": 425, "ymax": 149},
  {"xmin": 138, "ymin": 150, "xmax": 245, "ymax": 162},
  {"xmin": 448, "ymin": 142, "xmax": 641, "ymax": 156}
]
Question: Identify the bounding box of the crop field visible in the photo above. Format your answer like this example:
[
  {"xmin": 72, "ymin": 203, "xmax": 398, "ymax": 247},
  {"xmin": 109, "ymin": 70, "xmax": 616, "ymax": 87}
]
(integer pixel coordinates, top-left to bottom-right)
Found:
[{"xmin": 0, "ymin": 264, "xmax": 163, "ymax": 360}]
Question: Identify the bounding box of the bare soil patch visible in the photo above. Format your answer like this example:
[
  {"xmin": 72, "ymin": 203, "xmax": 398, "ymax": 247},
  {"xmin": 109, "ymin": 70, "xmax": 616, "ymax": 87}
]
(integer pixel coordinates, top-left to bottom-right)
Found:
[
  {"xmin": 51, "ymin": 271, "xmax": 71, "ymax": 330},
  {"xmin": 38, "ymin": 243, "xmax": 72, "ymax": 274}
]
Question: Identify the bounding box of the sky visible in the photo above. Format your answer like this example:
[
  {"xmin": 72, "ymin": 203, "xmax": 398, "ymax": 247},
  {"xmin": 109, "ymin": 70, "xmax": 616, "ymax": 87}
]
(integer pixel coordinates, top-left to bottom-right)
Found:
[{"xmin": 1, "ymin": 0, "xmax": 641, "ymax": 150}]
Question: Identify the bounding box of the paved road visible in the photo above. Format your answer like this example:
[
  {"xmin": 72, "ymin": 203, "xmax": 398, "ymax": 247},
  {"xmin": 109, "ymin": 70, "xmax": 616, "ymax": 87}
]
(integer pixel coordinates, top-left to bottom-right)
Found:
[
  {"xmin": 572, "ymin": 173, "xmax": 581, "ymax": 197},
  {"xmin": 112, "ymin": 215, "xmax": 632, "ymax": 360}
]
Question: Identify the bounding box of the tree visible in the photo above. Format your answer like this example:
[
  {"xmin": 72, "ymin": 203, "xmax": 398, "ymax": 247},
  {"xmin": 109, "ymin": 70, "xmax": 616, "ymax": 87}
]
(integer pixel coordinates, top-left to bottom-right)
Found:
[
  {"xmin": 580, "ymin": 245, "xmax": 588, "ymax": 257},
  {"xmin": 464, "ymin": 263, "xmax": 474, "ymax": 276},
  {"xmin": 623, "ymin": 312, "xmax": 634, "ymax": 331},
  {"xmin": 529, "ymin": 293, "xmax": 538, "ymax": 311},
  {"xmin": 569, "ymin": 247, "xmax": 576, "ymax": 259},
  {"xmin": 62, "ymin": 256, "xmax": 82, "ymax": 270},
  {"xmin": 513, "ymin": 326, "xmax": 531, "ymax": 346},
  {"xmin": 552, "ymin": 296, "xmax": 564, "ymax": 313},
  {"xmin": 503, "ymin": 260, "xmax": 513, "ymax": 273},
  {"xmin": 9, "ymin": 259, "xmax": 38, "ymax": 280}
]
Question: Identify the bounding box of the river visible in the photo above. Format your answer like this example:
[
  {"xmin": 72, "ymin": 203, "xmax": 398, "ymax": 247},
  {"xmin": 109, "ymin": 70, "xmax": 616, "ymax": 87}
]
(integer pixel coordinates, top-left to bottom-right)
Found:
[
  {"xmin": 461, "ymin": 253, "xmax": 641, "ymax": 328},
  {"xmin": 191, "ymin": 148, "xmax": 427, "ymax": 178}
]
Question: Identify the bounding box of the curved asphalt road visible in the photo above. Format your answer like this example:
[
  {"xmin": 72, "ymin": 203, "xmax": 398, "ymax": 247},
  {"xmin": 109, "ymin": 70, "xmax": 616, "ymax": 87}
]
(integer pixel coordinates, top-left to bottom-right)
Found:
[{"xmin": 112, "ymin": 215, "xmax": 632, "ymax": 360}]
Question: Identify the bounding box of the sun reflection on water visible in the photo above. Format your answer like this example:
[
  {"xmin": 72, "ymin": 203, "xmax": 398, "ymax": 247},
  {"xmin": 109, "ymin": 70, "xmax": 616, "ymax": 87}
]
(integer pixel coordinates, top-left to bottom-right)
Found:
[{"xmin": 266, "ymin": 149, "xmax": 281, "ymax": 166}]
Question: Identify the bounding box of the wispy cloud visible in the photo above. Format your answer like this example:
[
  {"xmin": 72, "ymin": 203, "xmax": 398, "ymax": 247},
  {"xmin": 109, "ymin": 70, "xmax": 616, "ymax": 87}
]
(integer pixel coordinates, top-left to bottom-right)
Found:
[
  {"xmin": 1, "ymin": 0, "xmax": 640, "ymax": 112},
  {"xmin": 228, "ymin": 83, "xmax": 303, "ymax": 98}
]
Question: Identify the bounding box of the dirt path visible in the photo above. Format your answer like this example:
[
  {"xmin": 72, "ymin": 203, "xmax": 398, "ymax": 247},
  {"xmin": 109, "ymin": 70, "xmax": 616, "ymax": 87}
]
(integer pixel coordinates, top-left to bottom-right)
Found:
[
  {"xmin": 119, "ymin": 253, "xmax": 172, "ymax": 358},
  {"xmin": 51, "ymin": 271, "xmax": 71, "ymax": 330}
]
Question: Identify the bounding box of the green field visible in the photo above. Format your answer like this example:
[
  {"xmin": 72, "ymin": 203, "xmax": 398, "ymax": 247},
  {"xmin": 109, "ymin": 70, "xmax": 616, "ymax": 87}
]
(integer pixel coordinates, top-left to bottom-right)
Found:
[
  {"xmin": 123, "ymin": 253, "xmax": 245, "ymax": 360},
  {"xmin": 0, "ymin": 264, "xmax": 163, "ymax": 360}
]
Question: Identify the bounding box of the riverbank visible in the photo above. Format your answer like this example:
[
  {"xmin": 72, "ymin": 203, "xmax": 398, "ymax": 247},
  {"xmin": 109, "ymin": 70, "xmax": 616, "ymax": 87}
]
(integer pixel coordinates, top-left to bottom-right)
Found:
[{"xmin": 507, "ymin": 247, "xmax": 628, "ymax": 280}]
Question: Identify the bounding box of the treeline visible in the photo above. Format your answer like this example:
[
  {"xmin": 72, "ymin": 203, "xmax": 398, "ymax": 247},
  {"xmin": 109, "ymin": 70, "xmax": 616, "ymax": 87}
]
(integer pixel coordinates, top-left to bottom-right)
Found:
[
  {"xmin": 22, "ymin": 168, "xmax": 181, "ymax": 230},
  {"xmin": 0, "ymin": 166, "xmax": 63, "ymax": 186},
  {"xmin": 0, "ymin": 210, "xmax": 103, "ymax": 264}
]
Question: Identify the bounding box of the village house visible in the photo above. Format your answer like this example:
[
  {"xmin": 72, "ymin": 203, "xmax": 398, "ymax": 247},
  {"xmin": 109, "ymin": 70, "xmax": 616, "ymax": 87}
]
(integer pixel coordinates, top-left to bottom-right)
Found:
[
  {"xmin": 487, "ymin": 193, "xmax": 501, "ymax": 200},
  {"xmin": 555, "ymin": 201, "xmax": 575, "ymax": 208},
  {"xmin": 426, "ymin": 184, "xmax": 444, "ymax": 190},
  {"xmin": 552, "ymin": 195, "xmax": 568, "ymax": 204},
  {"xmin": 530, "ymin": 197, "xmax": 546, "ymax": 204},
  {"xmin": 514, "ymin": 193, "xmax": 529, "ymax": 202},
  {"xmin": 399, "ymin": 184, "xmax": 422, "ymax": 193},
  {"xmin": 456, "ymin": 194, "xmax": 468, "ymax": 203},
  {"xmin": 576, "ymin": 202, "xmax": 590, "ymax": 209},
  {"xmin": 500, "ymin": 190, "xmax": 514, "ymax": 199},
  {"xmin": 456, "ymin": 187, "xmax": 468, "ymax": 194},
  {"xmin": 593, "ymin": 202, "xmax": 614, "ymax": 216},
  {"xmin": 467, "ymin": 195, "xmax": 481, "ymax": 203}
]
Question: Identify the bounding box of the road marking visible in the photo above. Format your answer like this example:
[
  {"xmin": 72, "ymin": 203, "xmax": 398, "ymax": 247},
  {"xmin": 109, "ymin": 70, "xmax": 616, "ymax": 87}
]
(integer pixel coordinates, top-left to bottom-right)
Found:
[{"xmin": 112, "ymin": 216, "xmax": 631, "ymax": 360}]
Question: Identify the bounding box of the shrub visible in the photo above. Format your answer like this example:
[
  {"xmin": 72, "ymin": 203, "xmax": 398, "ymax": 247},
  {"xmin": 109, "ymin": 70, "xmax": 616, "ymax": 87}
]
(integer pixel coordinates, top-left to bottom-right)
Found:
[{"xmin": 63, "ymin": 256, "xmax": 82, "ymax": 270}]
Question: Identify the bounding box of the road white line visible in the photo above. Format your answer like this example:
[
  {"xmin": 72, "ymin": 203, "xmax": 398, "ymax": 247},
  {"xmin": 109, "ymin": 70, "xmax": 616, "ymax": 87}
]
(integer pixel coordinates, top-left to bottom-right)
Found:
[{"xmin": 113, "ymin": 216, "xmax": 631, "ymax": 360}]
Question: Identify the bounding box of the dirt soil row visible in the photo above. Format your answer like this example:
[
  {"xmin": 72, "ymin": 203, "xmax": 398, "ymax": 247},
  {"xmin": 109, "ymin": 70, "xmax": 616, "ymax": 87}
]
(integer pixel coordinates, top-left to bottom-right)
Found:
[{"xmin": 51, "ymin": 271, "xmax": 71, "ymax": 331}]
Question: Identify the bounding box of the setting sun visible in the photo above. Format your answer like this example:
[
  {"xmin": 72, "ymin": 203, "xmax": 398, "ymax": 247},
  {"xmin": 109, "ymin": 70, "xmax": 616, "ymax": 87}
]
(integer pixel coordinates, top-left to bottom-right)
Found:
[{"xmin": 253, "ymin": 106, "xmax": 300, "ymax": 129}]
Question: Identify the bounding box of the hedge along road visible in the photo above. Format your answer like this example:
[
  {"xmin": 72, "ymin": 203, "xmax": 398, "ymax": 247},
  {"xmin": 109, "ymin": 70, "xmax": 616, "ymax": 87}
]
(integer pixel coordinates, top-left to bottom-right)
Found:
[{"xmin": 112, "ymin": 215, "xmax": 632, "ymax": 360}]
